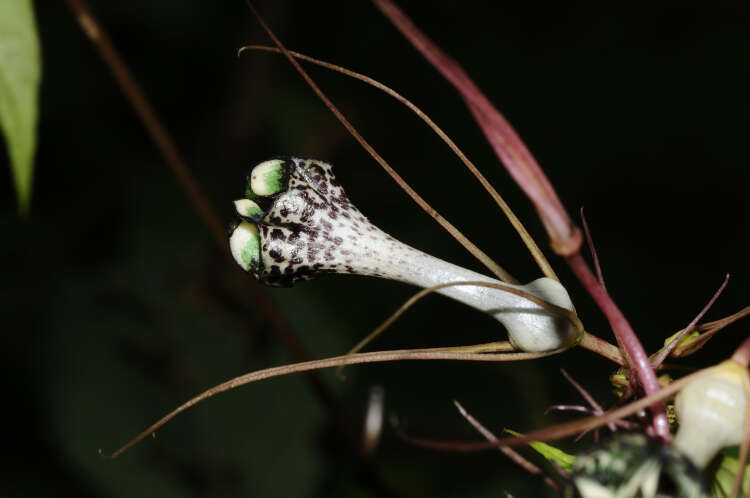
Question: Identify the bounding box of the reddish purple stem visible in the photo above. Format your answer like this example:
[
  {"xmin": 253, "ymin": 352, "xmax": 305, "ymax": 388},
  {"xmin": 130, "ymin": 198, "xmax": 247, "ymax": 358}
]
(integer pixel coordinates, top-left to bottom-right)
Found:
[{"xmin": 566, "ymin": 253, "xmax": 670, "ymax": 440}]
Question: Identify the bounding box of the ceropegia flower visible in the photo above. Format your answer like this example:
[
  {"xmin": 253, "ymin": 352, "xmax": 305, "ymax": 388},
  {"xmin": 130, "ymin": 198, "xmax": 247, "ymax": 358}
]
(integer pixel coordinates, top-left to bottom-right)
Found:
[{"xmin": 229, "ymin": 157, "xmax": 579, "ymax": 352}]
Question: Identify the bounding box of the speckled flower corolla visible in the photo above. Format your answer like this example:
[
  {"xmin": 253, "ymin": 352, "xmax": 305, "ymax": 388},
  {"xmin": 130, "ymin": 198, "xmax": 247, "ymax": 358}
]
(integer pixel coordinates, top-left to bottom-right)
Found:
[{"xmin": 229, "ymin": 157, "xmax": 579, "ymax": 352}]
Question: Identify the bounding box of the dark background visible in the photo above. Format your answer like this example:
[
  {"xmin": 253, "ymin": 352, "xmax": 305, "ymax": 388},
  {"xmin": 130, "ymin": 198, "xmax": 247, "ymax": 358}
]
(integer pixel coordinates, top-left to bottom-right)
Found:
[{"xmin": 2, "ymin": 1, "xmax": 748, "ymax": 497}]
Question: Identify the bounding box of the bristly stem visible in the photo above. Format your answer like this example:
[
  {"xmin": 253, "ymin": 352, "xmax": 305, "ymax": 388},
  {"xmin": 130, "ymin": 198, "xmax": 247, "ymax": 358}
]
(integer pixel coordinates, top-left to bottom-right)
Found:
[{"xmin": 566, "ymin": 253, "xmax": 670, "ymax": 440}]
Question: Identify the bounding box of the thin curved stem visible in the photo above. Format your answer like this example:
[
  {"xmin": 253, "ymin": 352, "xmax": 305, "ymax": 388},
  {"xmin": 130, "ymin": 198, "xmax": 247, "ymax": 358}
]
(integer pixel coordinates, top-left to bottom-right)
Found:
[{"xmin": 107, "ymin": 344, "xmax": 564, "ymax": 459}]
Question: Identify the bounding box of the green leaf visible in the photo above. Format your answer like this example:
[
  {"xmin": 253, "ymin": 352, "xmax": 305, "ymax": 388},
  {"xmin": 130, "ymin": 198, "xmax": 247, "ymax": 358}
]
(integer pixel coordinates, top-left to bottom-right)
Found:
[
  {"xmin": 505, "ymin": 429, "xmax": 577, "ymax": 472},
  {"xmin": 711, "ymin": 454, "xmax": 750, "ymax": 498},
  {"xmin": 0, "ymin": 0, "xmax": 41, "ymax": 214}
]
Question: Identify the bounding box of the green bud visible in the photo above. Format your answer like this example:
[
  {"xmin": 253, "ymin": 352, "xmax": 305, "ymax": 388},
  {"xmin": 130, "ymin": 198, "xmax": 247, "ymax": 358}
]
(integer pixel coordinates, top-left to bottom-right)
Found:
[
  {"xmin": 229, "ymin": 221, "xmax": 261, "ymax": 275},
  {"xmin": 234, "ymin": 198, "xmax": 264, "ymax": 221},
  {"xmin": 248, "ymin": 158, "xmax": 287, "ymax": 197}
]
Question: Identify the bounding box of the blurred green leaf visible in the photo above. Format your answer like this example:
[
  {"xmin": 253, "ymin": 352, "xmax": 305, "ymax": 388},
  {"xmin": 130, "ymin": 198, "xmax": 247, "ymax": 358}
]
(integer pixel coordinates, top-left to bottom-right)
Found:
[
  {"xmin": 711, "ymin": 454, "xmax": 750, "ymax": 497},
  {"xmin": 505, "ymin": 429, "xmax": 576, "ymax": 472},
  {"xmin": 0, "ymin": 0, "xmax": 41, "ymax": 214}
]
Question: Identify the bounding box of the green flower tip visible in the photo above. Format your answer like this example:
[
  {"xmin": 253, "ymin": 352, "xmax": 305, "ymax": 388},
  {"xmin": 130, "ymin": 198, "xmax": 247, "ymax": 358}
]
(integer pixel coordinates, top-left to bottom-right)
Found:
[
  {"xmin": 248, "ymin": 158, "xmax": 286, "ymax": 197},
  {"xmin": 229, "ymin": 221, "xmax": 260, "ymax": 273},
  {"xmin": 229, "ymin": 158, "xmax": 290, "ymax": 278},
  {"xmin": 234, "ymin": 198, "xmax": 263, "ymax": 221}
]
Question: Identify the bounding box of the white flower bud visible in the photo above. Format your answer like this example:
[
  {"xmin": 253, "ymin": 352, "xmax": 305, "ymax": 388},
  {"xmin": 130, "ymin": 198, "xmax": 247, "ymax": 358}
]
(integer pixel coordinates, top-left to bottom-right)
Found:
[{"xmin": 673, "ymin": 359, "xmax": 749, "ymax": 468}]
